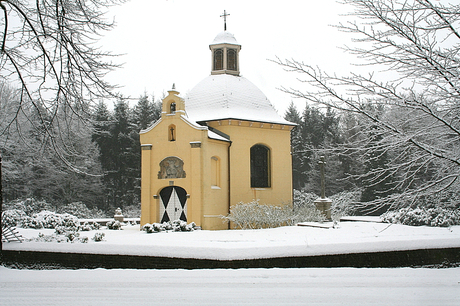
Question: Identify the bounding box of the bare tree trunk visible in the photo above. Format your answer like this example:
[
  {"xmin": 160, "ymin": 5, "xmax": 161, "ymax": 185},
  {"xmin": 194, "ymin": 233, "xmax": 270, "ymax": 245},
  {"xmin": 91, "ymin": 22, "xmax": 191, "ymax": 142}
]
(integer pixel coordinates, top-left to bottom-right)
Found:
[{"xmin": 1, "ymin": 152, "xmax": 3, "ymax": 252}]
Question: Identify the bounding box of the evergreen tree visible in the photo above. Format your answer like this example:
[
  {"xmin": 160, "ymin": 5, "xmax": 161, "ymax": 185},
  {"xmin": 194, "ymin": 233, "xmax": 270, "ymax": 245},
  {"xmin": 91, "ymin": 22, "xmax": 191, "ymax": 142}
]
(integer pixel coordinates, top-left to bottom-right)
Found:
[
  {"xmin": 284, "ymin": 101, "xmax": 302, "ymax": 125},
  {"xmin": 285, "ymin": 102, "xmax": 349, "ymax": 195},
  {"xmin": 132, "ymin": 94, "xmax": 161, "ymax": 131},
  {"xmin": 303, "ymin": 106, "xmax": 346, "ymax": 196},
  {"xmin": 302, "ymin": 105, "xmax": 328, "ymax": 147},
  {"xmin": 110, "ymin": 99, "xmax": 135, "ymax": 209},
  {"xmin": 92, "ymin": 99, "xmax": 140, "ymax": 210},
  {"xmin": 92, "ymin": 93, "xmax": 163, "ymax": 212},
  {"xmin": 285, "ymin": 102, "xmax": 308, "ymax": 190},
  {"xmin": 92, "ymin": 101, "xmax": 114, "ymax": 209}
]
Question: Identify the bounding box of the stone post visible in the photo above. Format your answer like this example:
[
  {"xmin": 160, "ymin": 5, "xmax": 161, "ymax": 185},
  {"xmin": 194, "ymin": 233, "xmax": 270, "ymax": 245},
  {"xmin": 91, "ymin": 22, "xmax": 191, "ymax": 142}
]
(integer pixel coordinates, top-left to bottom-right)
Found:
[
  {"xmin": 114, "ymin": 207, "xmax": 124, "ymax": 222},
  {"xmin": 314, "ymin": 156, "xmax": 332, "ymax": 220}
]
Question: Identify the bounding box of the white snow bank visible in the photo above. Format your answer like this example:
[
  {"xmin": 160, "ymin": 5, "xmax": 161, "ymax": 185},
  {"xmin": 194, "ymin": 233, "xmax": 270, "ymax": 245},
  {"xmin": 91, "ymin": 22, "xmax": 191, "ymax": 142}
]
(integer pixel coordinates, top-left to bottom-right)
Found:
[{"xmin": 4, "ymin": 221, "xmax": 460, "ymax": 260}]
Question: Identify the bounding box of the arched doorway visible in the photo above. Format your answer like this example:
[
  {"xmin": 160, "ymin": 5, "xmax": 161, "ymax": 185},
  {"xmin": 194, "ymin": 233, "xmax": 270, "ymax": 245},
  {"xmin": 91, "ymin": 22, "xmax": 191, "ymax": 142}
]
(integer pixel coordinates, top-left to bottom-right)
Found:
[{"xmin": 159, "ymin": 186, "xmax": 187, "ymax": 223}]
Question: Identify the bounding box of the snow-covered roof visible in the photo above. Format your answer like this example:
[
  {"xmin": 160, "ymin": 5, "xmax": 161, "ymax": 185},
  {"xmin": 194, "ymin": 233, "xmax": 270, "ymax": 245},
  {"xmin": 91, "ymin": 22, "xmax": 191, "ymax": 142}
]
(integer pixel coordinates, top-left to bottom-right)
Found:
[
  {"xmin": 211, "ymin": 31, "xmax": 239, "ymax": 46},
  {"xmin": 185, "ymin": 74, "xmax": 295, "ymax": 126},
  {"xmin": 208, "ymin": 129, "xmax": 230, "ymax": 142}
]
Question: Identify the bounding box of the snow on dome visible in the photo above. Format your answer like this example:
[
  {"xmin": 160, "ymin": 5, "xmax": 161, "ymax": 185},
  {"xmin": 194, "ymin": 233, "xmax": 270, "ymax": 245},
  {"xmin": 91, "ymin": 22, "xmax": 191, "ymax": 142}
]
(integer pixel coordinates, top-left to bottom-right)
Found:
[
  {"xmin": 185, "ymin": 74, "xmax": 294, "ymax": 125},
  {"xmin": 211, "ymin": 31, "xmax": 239, "ymax": 46}
]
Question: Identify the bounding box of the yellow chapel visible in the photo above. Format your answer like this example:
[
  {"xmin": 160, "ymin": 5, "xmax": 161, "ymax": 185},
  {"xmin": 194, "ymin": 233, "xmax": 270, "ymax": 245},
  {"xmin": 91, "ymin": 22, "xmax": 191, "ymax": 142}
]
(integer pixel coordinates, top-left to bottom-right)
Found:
[{"xmin": 139, "ymin": 30, "xmax": 296, "ymax": 230}]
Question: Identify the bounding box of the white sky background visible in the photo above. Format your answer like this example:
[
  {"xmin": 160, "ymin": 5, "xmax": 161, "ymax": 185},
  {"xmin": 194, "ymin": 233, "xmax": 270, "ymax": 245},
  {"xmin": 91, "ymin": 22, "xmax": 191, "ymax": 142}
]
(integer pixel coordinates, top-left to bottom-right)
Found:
[{"xmin": 101, "ymin": 0, "xmax": 359, "ymax": 114}]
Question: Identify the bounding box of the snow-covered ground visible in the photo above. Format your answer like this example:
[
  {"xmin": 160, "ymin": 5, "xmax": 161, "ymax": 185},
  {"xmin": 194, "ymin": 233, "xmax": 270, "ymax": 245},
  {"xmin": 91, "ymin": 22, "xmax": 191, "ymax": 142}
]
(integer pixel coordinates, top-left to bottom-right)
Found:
[
  {"xmin": 2, "ymin": 221, "xmax": 460, "ymax": 305},
  {"xmin": 4, "ymin": 221, "xmax": 460, "ymax": 260},
  {"xmin": 1, "ymin": 266, "xmax": 459, "ymax": 305}
]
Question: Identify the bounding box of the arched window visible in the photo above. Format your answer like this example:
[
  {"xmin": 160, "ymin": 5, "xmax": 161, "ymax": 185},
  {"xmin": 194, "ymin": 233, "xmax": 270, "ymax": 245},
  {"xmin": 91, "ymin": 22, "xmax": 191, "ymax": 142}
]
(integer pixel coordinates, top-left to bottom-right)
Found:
[
  {"xmin": 250, "ymin": 145, "xmax": 270, "ymax": 188},
  {"xmin": 168, "ymin": 124, "xmax": 176, "ymax": 142},
  {"xmin": 214, "ymin": 49, "xmax": 223, "ymax": 70},
  {"xmin": 211, "ymin": 156, "xmax": 220, "ymax": 187},
  {"xmin": 227, "ymin": 48, "xmax": 237, "ymax": 71}
]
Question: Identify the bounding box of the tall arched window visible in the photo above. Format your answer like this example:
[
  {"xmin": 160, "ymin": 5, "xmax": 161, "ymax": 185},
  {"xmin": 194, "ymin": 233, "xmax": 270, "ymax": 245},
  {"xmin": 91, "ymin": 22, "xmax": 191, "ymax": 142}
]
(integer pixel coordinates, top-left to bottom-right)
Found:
[
  {"xmin": 227, "ymin": 48, "xmax": 237, "ymax": 71},
  {"xmin": 250, "ymin": 144, "xmax": 270, "ymax": 188},
  {"xmin": 214, "ymin": 49, "xmax": 223, "ymax": 70}
]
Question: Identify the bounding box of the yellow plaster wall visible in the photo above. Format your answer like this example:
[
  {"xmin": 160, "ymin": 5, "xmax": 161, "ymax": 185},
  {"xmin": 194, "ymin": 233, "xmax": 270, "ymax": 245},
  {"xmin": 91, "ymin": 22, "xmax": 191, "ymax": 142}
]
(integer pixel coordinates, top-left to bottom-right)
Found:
[
  {"xmin": 201, "ymin": 139, "xmax": 230, "ymax": 230},
  {"xmin": 207, "ymin": 120, "xmax": 293, "ymax": 208}
]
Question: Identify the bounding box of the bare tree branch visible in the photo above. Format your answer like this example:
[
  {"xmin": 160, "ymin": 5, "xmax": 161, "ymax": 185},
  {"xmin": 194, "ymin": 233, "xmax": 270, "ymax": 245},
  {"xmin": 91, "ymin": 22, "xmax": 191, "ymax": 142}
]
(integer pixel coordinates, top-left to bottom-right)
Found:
[
  {"xmin": 0, "ymin": 0, "xmax": 125, "ymax": 174},
  {"xmin": 276, "ymin": 0, "xmax": 460, "ymax": 211}
]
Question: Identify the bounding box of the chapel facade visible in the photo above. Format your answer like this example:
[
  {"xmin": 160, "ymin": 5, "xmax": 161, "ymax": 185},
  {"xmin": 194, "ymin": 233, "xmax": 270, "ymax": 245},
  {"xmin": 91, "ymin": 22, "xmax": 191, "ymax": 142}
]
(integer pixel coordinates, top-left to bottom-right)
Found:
[{"xmin": 139, "ymin": 30, "xmax": 295, "ymax": 230}]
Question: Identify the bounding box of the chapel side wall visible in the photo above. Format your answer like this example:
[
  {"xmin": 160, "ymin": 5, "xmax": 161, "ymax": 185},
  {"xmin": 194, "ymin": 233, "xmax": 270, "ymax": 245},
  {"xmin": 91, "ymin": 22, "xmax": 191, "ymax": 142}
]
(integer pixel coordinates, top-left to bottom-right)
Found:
[
  {"xmin": 208, "ymin": 121, "xmax": 293, "ymax": 209},
  {"xmin": 201, "ymin": 139, "xmax": 230, "ymax": 230}
]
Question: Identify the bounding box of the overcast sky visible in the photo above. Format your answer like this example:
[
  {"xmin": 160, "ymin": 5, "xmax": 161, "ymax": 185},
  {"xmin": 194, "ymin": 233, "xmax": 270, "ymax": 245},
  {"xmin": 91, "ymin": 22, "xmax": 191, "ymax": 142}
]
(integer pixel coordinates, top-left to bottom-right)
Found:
[{"xmin": 101, "ymin": 0, "xmax": 359, "ymax": 114}]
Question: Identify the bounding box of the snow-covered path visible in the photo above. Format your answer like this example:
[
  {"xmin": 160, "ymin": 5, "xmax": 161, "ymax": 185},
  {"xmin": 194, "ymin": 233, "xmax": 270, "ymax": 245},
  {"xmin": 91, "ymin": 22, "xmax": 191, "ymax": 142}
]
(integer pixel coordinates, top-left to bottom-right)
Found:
[{"xmin": 1, "ymin": 266, "xmax": 459, "ymax": 305}]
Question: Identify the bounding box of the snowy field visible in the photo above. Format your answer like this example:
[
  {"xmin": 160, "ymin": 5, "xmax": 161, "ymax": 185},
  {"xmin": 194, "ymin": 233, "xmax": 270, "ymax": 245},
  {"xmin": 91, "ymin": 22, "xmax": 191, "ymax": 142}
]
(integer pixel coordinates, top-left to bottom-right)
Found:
[
  {"xmin": 1, "ymin": 266, "xmax": 459, "ymax": 305},
  {"xmin": 2, "ymin": 221, "xmax": 460, "ymax": 305},
  {"xmin": 4, "ymin": 221, "xmax": 460, "ymax": 260}
]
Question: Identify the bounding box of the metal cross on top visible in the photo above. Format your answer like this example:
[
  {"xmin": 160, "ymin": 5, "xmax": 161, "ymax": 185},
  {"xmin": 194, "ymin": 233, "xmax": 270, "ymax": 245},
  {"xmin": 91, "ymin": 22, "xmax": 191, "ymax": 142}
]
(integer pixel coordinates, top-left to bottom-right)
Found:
[{"xmin": 220, "ymin": 10, "xmax": 230, "ymax": 31}]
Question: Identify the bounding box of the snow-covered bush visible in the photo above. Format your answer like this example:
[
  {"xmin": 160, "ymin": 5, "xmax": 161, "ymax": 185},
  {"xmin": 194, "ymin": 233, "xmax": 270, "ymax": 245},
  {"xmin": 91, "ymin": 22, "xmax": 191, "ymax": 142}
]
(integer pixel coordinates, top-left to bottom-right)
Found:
[
  {"xmin": 92, "ymin": 232, "xmax": 105, "ymax": 242},
  {"xmin": 21, "ymin": 216, "xmax": 44, "ymax": 229},
  {"xmin": 142, "ymin": 220, "xmax": 197, "ymax": 233},
  {"xmin": 28, "ymin": 230, "xmax": 88, "ymax": 243},
  {"xmin": 171, "ymin": 220, "xmax": 196, "ymax": 232},
  {"xmin": 142, "ymin": 223, "xmax": 164, "ymax": 233},
  {"xmin": 292, "ymin": 190, "xmax": 328, "ymax": 223},
  {"xmin": 55, "ymin": 225, "xmax": 78, "ymax": 235},
  {"xmin": 4, "ymin": 198, "xmax": 55, "ymax": 216},
  {"xmin": 33, "ymin": 211, "xmax": 78, "ymax": 229},
  {"xmin": 291, "ymin": 205, "xmax": 327, "ymax": 225},
  {"xmin": 56, "ymin": 202, "xmax": 95, "ymax": 219},
  {"xmin": 382, "ymin": 207, "xmax": 460, "ymax": 227},
  {"xmin": 162, "ymin": 222, "xmax": 173, "ymax": 231},
  {"xmin": 293, "ymin": 190, "xmax": 318, "ymax": 208},
  {"xmin": 330, "ymin": 190, "xmax": 361, "ymax": 219},
  {"xmin": 223, "ymin": 200, "xmax": 324, "ymax": 229},
  {"xmin": 64, "ymin": 230, "xmax": 79, "ymax": 242},
  {"xmin": 142, "ymin": 223, "xmax": 155, "ymax": 233},
  {"xmin": 2, "ymin": 198, "xmax": 57, "ymax": 228},
  {"xmin": 17, "ymin": 211, "xmax": 78, "ymax": 229},
  {"xmin": 54, "ymin": 225, "xmax": 89, "ymax": 242},
  {"xmin": 79, "ymin": 236, "xmax": 89, "ymax": 243},
  {"xmin": 78, "ymin": 221, "xmax": 101, "ymax": 231},
  {"xmin": 1, "ymin": 209, "xmax": 28, "ymax": 227},
  {"xmin": 106, "ymin": 220, "xmax": 123, "ymax": 230},
  {"xmin": 223, "ymin": 200, "xmax": 273, "ymax": 229},
  {"xmin": 28, "ymin": 232, "xmax": 67, "ymax": 243}
]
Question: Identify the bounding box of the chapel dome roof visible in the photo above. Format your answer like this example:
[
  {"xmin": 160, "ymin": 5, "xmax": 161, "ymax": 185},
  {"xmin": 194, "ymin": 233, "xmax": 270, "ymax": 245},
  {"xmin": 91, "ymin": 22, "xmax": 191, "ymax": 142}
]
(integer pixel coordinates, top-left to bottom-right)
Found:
[
  {"xmin": 210, "ymin": 31, "xmax": 239, "ymax": 46},
  {"xmin": 185, "ymin": 74, "xmax": 294, "ymax": 125}
]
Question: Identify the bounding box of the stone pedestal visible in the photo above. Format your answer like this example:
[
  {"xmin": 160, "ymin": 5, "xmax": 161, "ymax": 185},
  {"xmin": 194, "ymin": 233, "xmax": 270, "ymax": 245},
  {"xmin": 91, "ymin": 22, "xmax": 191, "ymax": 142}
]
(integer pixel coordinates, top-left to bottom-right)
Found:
[
  {"xmin": 114, "ymin": 207, "xmax": 124, "ymax": 222},
  {"xmin": 314, "ymin": 198, "xmax": 332, "ymax": 220}
]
